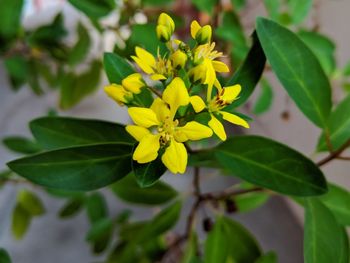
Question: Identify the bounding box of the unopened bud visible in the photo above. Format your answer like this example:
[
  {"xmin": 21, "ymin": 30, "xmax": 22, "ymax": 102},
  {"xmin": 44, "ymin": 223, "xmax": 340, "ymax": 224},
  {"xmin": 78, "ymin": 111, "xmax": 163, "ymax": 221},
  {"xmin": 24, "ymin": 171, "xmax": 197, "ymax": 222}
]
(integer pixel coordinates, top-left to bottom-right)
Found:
[
  {"xmin": 157, "ymin": 13, "xmax": 175, "ymax": 42},
  {"xmin": 156, "ymin": 25, "xmax": 171, "ymax": 42},
  {"xmin": 171, "ymin": 50, "xmax": 187, "ymax": 69},
  {"xmin": 104, "ymin": 84, "xmax": 133, "ymax": 106},
  {"xmin": 225, "ymin": 199, "xmax": 237, "ymax": 213},
  {"xmin": 122, "ymin": 73, "xmax": 145, "ymax": 94},
  {"xmin": 195, "ymin": 25, "xmax": 212, "ymax": 44}
]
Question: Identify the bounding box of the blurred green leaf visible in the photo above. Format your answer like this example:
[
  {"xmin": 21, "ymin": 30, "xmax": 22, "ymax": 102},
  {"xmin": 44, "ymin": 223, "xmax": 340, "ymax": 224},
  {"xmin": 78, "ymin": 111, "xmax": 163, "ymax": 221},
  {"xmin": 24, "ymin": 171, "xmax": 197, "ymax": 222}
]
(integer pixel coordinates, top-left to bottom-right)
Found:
[
  {"xmin": 111, "ymin": 174, "xmax": 177, "ymax": 205},
  {"xmin": 225, "ymin": 32, "xmax": 266, "ymax": 109},
  {"xmin": 142, "ymin": 0, "xmax": 174, "ymax": 6},
  {"xmin": 264, "ymin": 0, "xmax": 280, "ymax": 20},
  {"xmin": 234, "ymin": 191, "xmax": 269, "ymax": 213},
  {"xmin": 0, "ymin": 0, "xmax": 23, "ymax": 40},
  {"xmin": 298, "ymin": 30, "xmax": 336, "ymax": 75},
  {"xmin": 255, "ymin": 251, "xmax": 278, "ymax": 263},
  {"xmin": 11, "ymin": 203, "xmax": 31, "ymax": 240},
  {"xmin": 253, "ymin": 79, "xmax": 274, "ymax": 115},
  {"xmin": 215, "ymin": 135, "xmax": 327, "ymax": 196},
  {"xmin": 60, "ymin": 60, "xmax": 101, "ymax": 109},
  {"xmin": 287, "ymin": 0, "xmax": 312, "ymax": 24},
  {"xmin": 181, "ymin": 233, "xmax": 200, "ymax": 263},
  {"xmin": 343, "ymin": 61, "xmax": 350, "ymax": 76},
  {"xmin": 68, "ymin": 23, "xmax": 91, "ymax": 66},
  {"xmin": 191, "ymin": 0, "xmax": 218, "ymax": 14},
  {"xmin": 319, "ymin": 183, "xmax": 350, "ymax": 225},
  {"xmin": 7, "ymin": 143, "xmax": 133, "ymax": 191},
  {"xmin": 0, "ymin": 248, "xmax": 12, "ymax": 263},
  {"xmin": 68, "ymin": 0, "xmax": 115, "ymax": 19},
  {"xmin": 86, "ymin": 192, "xmax": 108, "ymax": 223},
  {"xmin": 231, "ymin": 0, "xmax": 246, "ymax": 10},
  {"xmin": 304, "ymin": 199, "xmax": 348, "ymax": 263},
  {"xmin": 4, "ymin": 56, "xmax": 29, "ymax": 90},
  {"xmin": 18, "ymin": 190, "xmax": 45, "ymax": 216},
  {"xmin": 59, "ymin": 197, "xmax": 84, "ymax": 218},
  {"xmin": 30, "ymin": 116, "xmax": 134, "ymax": 150},
  {"xmin": 132, "ymin": 157, "xmax": 167, "ymax": 188},
  {"xmin": 103, "ymin": 52, "xmax": 134, "ymax": 84},
  {"xmin": 205, "ymin": 216, "xmax": 261, "ymax": 263},
  {"xmin": 86, "ymin": 218, "xmax": 113, "ymax": 242},
  {"xmin": 256, "ymin": 18, "xmax": 332, "ymax": 128},
  {"xmin": 3, "ymin": 136, "xmax": 41, "ymax": 154},
  {"xmin": 317, "ymin": 94, "xmax": 350, "ymax": 151}
]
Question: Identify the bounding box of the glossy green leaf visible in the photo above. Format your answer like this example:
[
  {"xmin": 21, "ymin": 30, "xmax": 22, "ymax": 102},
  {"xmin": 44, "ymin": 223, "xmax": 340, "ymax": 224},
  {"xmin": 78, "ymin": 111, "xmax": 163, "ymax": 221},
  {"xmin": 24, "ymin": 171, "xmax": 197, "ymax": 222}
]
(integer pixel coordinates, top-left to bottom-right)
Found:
[
  {"xmin": 103, "ymin": 52, "xmax": 134, "ymax": 84},
  {"xmin": 318, "ymin": 94, "xmax": 350, "ymax": 151},
  {"xmin": 191, "ymin": 0, "xmax": 218, "ymax": 14},
  {"xmin": 132, "ymin": 157, "xmax": 167, "ymax": 188},
  {"xmin": 287, "ymin": 0, "xmax": 312, "ymax": 24},
  {"xmin": 253, "ymin": 78, "xmax": 274, "ymax": 115},
  {"xmin": 18, "ymin": 190, "xmax": 45, "ymax": 216},
  {"xmin": 30, "ymin": 116, "xmax": 134, "ymax": 150},
  {"xmin": 0, "ymin": 0, "xmax": 23, "ymax": 40},
  {"xmin": 11, "ymin": 203, "xmax": 31, "ymax": 240},
  {"xmin": 0, "ymin": 248, "xmax": 12, "ymax": 263},
  {"xmin": 215, "ymin": 136, "xmax": 327, "ymax": 196},
  {"xmin": 59, "ymin": 198, "xmax": 85, "ymax": 218},
  {"xmin": 68, "ymin": 23, "xmax": 91, "ymax": 66},
  {"xmin": 111, "ymin": 174, "xmax": 177, "ymax": 205},
  {"xmin": 7, "ymin": 143, "xmax": 133, "ymax": 191},
  {"xmin": 255, "ymin": 251, "xmax": 277, "ymax": 263},
  {"xmin": 205, "ymin": 216, "xmax": 261, "ymax": 263},
  {"xmin": 68, "ymin": 0, "xmax": 115, "ymax": 18},
  {"xmin": 319, "ymin": 183, "xmax": 350, "ymax": 225},
  {"xmin": 2, "ymin": 136, "xmax": 41, "ymax": 154},
  {"xmin": 298, "ymin": 30, "xmax": 336, "ymax": 75},
  {"xmin": 304, "ymin": 198, "xmax": 348, "ymax": 263},
  {"xmin": 225, "ymin": 32, "xmax": 266, "ymax": 109},
  {"xmin": 60, "ymin": 60, "xmax": 101, "ymax": 109},
  {"xmin": 86, "ymin": 193, "xmax": 108, "ymax": 223},
  {"xmin": 256, "ymin": 18, "xmax": 332, "ymax": 128}
]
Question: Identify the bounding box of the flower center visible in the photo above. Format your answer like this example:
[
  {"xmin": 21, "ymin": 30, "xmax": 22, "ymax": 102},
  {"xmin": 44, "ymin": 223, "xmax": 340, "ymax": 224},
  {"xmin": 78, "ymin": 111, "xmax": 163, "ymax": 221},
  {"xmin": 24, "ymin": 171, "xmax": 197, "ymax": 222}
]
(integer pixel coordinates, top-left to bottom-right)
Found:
[{"xmin": 157, "ymin": 117, "xmax": 179, "ymax": 145}]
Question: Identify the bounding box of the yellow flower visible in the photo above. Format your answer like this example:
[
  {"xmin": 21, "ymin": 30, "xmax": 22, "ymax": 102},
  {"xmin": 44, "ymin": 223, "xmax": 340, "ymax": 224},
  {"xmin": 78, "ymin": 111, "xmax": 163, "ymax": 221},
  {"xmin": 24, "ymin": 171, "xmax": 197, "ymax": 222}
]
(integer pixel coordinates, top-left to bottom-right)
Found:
[
  {"xmin": 171, "ymin": 50, "xmax": 187, "ymax": 69},
  {"xmin": 126, "ymin": 77, "xmax": 213, "ymax": 174},
  {"xmin": 157, "ymin": 13, "xmax": 175, "ymax": 42},
  {"xmin": 104, "ymin": 84, "xmax": 133, "ymax": 106},
  {"xmin": 190, "ymin": 84, "xmax": 249, "ymax": 141},
  {"xmin": 190, "ymin": 20, "xmax": 212, "ymax": 44},
  {"xmin": 122, "ymin": 73, "xmax": 145, "ymax": 94},
  {"xmin": 131, "ymin": 46, "xmax": 172, "ymax": 81}
]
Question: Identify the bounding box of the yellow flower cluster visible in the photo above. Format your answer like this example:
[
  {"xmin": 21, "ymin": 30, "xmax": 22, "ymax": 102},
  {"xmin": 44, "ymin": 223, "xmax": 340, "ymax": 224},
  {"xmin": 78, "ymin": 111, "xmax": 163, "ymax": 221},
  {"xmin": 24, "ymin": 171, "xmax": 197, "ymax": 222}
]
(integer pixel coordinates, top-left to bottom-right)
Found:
[{"xmin": 105, "ymin": 13, "xmax": 249, "ymax": 174}]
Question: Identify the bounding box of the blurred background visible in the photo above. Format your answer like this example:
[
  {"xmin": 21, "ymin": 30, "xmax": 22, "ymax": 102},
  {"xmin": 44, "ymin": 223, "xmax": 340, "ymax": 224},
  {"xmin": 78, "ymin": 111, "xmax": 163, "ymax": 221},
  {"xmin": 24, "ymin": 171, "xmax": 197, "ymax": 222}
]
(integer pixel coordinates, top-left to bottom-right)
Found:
[{"xmin": 0, "ymin": 0, "xmax": 349, "ymax": 262}]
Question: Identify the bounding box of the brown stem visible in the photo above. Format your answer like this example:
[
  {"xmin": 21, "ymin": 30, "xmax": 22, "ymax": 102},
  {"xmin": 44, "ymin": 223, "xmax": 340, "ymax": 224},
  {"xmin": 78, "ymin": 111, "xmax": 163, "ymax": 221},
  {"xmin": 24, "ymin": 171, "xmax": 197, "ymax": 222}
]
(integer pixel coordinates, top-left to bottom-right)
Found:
[
  {"xmin": 336, "ymin": 156, "xmax": 350, "ymax": 161},
  {"xmin": 147, "ymin": 86, "xmax": 162, "ymax": 98},
  {"xmin": 317, "ymin": 139, "xmax": 350, "ymax": 167}
]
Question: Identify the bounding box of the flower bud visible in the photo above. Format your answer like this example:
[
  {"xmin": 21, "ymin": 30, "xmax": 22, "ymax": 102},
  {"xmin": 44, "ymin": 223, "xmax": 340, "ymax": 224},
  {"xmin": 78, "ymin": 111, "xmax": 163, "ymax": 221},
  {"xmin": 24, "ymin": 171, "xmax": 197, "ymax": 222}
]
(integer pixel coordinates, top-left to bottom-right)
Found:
[
  {"xmin": 157, "ymin": 13, "xmax": 175, "ymax": 42},
  {"xmin": 195, "ymin": 25, "xmax": 212, "ymax": 44},
  {"xmin": 189, "ymin": 63, "xmax": 207, "ymax": 84},
  {"xmin": 104, "ymin": 84, "xmax": 133, "ymax": 106},
  {"xmin": 156, "ymin": 25, "xmax": 171, "ymax": 43},
  {"xmin": 122, "ymin": 73, "xmax": 145, "ymax": 94},
  {"xmin": 170, "ymin": 50, "xmax": 187, "ymax": 69}
]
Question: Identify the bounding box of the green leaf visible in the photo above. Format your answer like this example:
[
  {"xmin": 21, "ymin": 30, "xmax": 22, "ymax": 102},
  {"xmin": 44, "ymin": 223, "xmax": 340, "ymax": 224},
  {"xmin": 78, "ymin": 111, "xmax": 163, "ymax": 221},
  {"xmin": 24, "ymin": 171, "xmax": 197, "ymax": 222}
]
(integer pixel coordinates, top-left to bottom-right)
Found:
[
  {"xmin": 68, "ymin": 0, "xmax": 115, "ymax": 19},
  {"xmin": 0, "ymin": 0, "xmax": 23, "ymax": 40},
  {"xmin": 298, "ymin": 30, "xmax": 336, "ymax": 75},
  {"xmin": 0, "ymin": 248, "xmax": 12, "ymax": 263},
  {"xmin": 60, "ymin": 60, "xmax": 102, "ymax": 109},
  {"xmin": 59, "ymin": 198, "xmax": 85, "ymax": 218},
  {"xmin": 132, "ymin": 157, "xmax": 167, "ymax": 188},
  {"xmin": 317, "ymin": 94, "xmax": 350, "ymax": 151},
  {"xmin": 142, "ymin": 0, "xmax": 174, "ymax": 6},
  {"xmin": 4, "ymin": 56, "xmax": 29, "ymax": 90},
  {"xmin": 11, "ymin": 203, "xmax": 31, "ymax": 240},
  {"xmin": 287, "ymin": 0, "xmax": 312, "ymax": 24},
  {"xmin": 304, "ymin": 198, "xmax": 348, "ymax": 263},
  {"xmin": 256, "ymin": 17, "xmax": 332, "ymax": 128},
  {"xmin": 205, "ymin": 216, "xmax": 261, "ymax": 263},
  {"xmin": 319, "ymin": 183, "xmax": 350, "ymax": 225},
  {"xmin": 111, "ymin": 174, "xmax": 177, "ymax": 205},
  {"xmin": 253, "ymin": 78, "xmax": 274, "ymax": 115},
  {"xmin": 18, "ymin": 190, "xmax": 45, "ymax": 216},
  {"xmin": 181, "ymin": 233, "xmax": 200, "ymax": 263},
  {"xmin": 3, "ymin": 136, "xmax": 41, "ymax": 154},
  {"xmin": 230, "ymin": 0, "xmax": 246, "ymax": 10},
  {"xmin": 225, "ymin": 32, "xmax": 266, "ymax": 109},
  {"xmin": 30, "ymin": 116, "xmax": 134, "ymax": 150},
  {"xmin": 68, "ymin": 23, "xmax": 91, "ymax": 66},
  {"xmin": 343, "ymin": 61, "xmax": 350, "ymax": 76},
  {"xmin": 86, "ymin": 218, "xmax": 113, "ymax": 242},
  {"xmin": 215, "ymin": 136, "xmax": 327, "ymax": 196},
  {"xmin": 191, "ymin": 0, "xmax": 218, "ymax": 14},
  {"xmin": 7, "ymin": 143, "xmax": 133, "ymax": 191},
  {"xmin": 86, "ymin": 193, "xmax": 108, "ymax": 223},
  {"xmin": 234, "ymin": 190, "xmax": 269, "ymax": 213},
  {"xmin": 103, "ymin": 52, "xmax": 134, "ymax": 84},
  {"xmin": 254, "ymin": 251, "xmax": 278, "ymax": 263},
  {"xmin": 264, "ymin": 0, "xmax": 280, "ymax": 20}
]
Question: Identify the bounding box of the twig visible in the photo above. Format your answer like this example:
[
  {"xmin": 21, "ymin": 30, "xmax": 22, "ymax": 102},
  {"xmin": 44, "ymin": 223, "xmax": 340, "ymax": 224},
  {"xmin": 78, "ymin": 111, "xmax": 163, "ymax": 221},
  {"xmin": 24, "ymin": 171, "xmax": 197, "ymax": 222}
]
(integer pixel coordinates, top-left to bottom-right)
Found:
[
  {"xmin": 147, "ymin": 86, "xmax": 162, "ymax": 98},
  {"xmin": 336, "ymin": 156, "xmax": 350, "ymax": 161},
  {"xmin": 201, "ymin": 187, "xmax": 264, "ymax": 201},
  {"xmin": 317, "ymin": 139, "xmax": 350, "ymax": 166}
]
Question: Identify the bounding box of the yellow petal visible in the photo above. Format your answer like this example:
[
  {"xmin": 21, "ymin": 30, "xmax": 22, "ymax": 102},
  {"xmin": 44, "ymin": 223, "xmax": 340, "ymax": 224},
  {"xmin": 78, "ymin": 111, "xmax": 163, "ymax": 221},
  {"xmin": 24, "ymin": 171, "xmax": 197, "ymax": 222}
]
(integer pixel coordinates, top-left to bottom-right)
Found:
[
  {"xmin": 158, "ymin": 13, "xmax": 175, "ymax": 32},
  {"xmin": 131, "ymin": 56, "xmax": 154, "ymax": 74},
  {"xmin": 161, "ymin": 138, "xmax": 187, "ymax": 174},
  {"xmin": 177, "ymin": 121, "xmax": 213, "ymax": 141},
  {"xmin": 163, "ymin": 77, "xmax": 189, "ymax": 116},
  {"xmin": 150, "ymin": 98, "xmax": 171, "ymax": 122},
  {"xmin": 104, "ymin": 84, "xmax": 131, "ymax": 105},
  {"xmin": 204, "ymin": 59, "xmax": 216, "ymax": 88},
  {"xmin": 214, "ymin": 78, "xmax": 223, "ymax": 92},
  {"xmin": 220, "ymin": 111, "xmax": 249, "ymax": 128},
  {"xmin": 221, "ymin": 84, "xmax": 241, "ymax": 102},
  {"xmin": 132, "ymin": 47, "xmax": 156, "ymax": 74},
  {"xmin": 133, "ymin": 134, "xmax": 160, "ymax": 163},
  {"xmin": 150, "ymin": 74, "xmax": 167, "ymax": 81},
  {"xmin": 126, "ymin": 125, "xmax": 150, "ymax": 141},
  {"xmin": 212, "ymin": 60, "xmax": 229, "ymax": 73},
  {"xmin": 190, "ymin": 20, "xmax": 201, "ymax": 39},
  {"xmin": 156, "ymin": 24, "xmax": 171, "ymax": 42},
  {"xmin": 122, "ymin": 73, "xmax": 144, "ymax": 94},
  {"xmin": 208, "ymin": 114, "xmax": 226, "ymax": 141},
  {"xmin": 190, "ymin": 95, "xmax": 206, "ymax": 113},
  {"xmin": 128, "ymin": 107, "xmax": 160, "ymax": 128}
]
